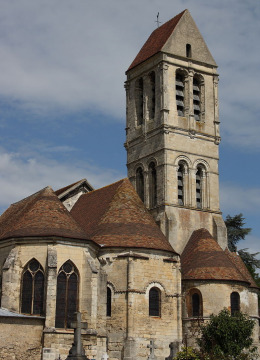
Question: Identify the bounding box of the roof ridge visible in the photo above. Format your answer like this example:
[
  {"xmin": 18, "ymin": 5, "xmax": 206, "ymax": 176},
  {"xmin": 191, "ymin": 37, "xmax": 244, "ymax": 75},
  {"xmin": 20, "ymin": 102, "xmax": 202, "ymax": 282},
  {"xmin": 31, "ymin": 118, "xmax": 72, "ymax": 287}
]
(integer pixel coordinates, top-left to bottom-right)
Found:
[
  {"xmin": 10, "ymin": 186, "xmax": 52, "ymax": 206},
  {"xmin": 89, "ymin": 178, "xmax": 126, "ymax": 194}
]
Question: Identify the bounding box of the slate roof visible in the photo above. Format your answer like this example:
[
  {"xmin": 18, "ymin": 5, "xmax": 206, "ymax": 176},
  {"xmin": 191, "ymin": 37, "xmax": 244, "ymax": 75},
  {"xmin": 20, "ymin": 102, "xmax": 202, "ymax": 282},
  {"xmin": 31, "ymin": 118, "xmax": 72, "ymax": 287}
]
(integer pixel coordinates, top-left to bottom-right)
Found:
[
  {"xmin": 127, "ymin": 10, "xmax": 186, "ymax": 71},
  {"xmin": 0, "ymin": 187, "xmax": 88, "ymax": 241},
  {"xmin": 225, "ymin": 249, "xmax": 259, "ymax": 289},
  {"xmin": 181, "ymin": 228, "xmax": 250, "ymax": 284},
  {"xmin": 71, "ymin": 178, "xmax": 176, "ymax": 253}
]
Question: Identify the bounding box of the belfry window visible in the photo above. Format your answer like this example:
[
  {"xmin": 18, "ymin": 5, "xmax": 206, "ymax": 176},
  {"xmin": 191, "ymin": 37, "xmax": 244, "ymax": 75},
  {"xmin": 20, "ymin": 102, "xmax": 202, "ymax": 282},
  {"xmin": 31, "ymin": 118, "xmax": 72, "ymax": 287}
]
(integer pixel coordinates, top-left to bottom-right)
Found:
[
  {"xmin": 193, "ymin": 78, "xmax": 201, "ymax": 121},
  {"xmin": 231, "ymin": 292, "xmax": 240, "ymax": 316},
  {"xmin": 136, "ymin": 167, "xmax": 144, "ymax": 202},
  {"xmin": 178, "ymin": 163, "xmax": 185, "ymax": 205},
  {"xmin": 149, "ymin": 287, "xmax": 160, "ymax": 317},
  {"xmin": 148, "ymin": 72, "xmax": 156, "ymax": 119},
  {"xmin": 55, "ymin": 260, "xmax": 79, "ymax": 329},
  {"xmin": 107, "ymin": 287, "xmax": 112, "ymax": 317},
  {"xmin": 135, "ymin": 78, "xmax": 144, "ymax": 125},
  {"xmin": 196, "ymin": 167, "xmax": 203, "ymax": 208},
  {"xmin": 176, "ymin": 72, "xmax": 185, "ymax": 116},
  {"xmin": 148, "ymin": 162, "xmax": 157, "ymax": 208},
  {"xmin": 21, "ymin": 259, "xmax": 44, "ymax": 315}
]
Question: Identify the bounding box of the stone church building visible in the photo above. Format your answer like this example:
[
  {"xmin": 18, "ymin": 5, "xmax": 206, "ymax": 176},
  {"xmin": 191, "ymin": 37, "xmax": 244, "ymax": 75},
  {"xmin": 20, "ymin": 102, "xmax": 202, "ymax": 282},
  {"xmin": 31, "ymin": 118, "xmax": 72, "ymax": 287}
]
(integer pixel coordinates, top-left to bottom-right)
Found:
[{"xmin": 0, "ymin": 9, "xmax": 259, "ymax": 360}]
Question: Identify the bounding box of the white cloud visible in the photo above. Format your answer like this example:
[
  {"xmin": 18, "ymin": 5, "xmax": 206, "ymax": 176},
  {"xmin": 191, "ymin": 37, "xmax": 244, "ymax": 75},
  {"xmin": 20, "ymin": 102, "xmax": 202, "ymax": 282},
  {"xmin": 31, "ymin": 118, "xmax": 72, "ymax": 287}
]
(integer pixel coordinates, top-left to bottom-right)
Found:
[{"xmin": 0, "ymin": 147, "xmax": 124, "ymax": 212}]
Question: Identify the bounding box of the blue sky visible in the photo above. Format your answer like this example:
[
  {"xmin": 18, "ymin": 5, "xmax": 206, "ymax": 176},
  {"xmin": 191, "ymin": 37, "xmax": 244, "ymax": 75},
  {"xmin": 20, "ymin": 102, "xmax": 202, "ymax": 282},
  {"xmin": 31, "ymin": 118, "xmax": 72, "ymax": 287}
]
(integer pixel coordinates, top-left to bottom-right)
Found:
[{"xmin": 0, "ymin": 0, "xmax": 259, "ymax": 255}]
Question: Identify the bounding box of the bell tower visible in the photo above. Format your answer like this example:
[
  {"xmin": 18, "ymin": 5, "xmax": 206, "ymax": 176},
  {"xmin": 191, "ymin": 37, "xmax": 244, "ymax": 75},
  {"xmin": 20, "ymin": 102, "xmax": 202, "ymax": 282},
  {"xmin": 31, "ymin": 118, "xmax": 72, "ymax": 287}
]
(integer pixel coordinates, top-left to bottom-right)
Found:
[{"xmin": 125, "ymin": 10, "xmax": 227, "ymax": 253}]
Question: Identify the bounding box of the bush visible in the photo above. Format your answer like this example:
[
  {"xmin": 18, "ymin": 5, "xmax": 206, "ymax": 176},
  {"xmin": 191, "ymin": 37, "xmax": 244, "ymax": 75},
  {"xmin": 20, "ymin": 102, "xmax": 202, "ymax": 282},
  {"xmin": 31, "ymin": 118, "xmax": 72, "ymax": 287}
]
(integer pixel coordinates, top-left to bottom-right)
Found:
[{"xmin": 174, "ymin": 346, "xmax": 200, "ymax": 360}]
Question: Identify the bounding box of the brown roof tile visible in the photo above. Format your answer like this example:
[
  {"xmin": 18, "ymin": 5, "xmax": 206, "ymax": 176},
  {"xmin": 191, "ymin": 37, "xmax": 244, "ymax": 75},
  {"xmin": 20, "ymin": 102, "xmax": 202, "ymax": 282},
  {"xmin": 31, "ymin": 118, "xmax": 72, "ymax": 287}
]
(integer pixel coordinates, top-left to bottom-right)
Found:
[
  {"xmin": 225, "ymin": 249, "xmax": 259, "ymax": 289},
  {"xmin": 181, "ymin": 229, "xmax": 250, "ymax": 284},
  {"xmin": 127, "ymin": 10, "xmax": 186, "ymax": 71},
  {"xmin": 0, "ymin": 187, "xmax": 88, "ymax": 241},
  {"xmin": 71, "ymin": 178, "xmax": 176, "ymax": 253}
]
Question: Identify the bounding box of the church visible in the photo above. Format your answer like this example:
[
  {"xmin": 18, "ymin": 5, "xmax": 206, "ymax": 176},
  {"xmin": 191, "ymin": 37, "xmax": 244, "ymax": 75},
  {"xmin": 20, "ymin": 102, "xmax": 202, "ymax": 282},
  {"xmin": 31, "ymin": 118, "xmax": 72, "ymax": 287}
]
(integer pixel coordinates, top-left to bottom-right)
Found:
[{"xmin": 0, "ymin": 9, "xmax": 259, "ymax": 360}]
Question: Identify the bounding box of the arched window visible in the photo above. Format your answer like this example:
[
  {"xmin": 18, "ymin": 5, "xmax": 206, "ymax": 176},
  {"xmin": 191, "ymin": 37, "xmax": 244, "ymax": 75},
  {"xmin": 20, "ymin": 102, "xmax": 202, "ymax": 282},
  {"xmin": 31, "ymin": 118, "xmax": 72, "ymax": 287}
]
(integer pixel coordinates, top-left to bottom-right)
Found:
[
  {"xmin": 178, "ymin": 162, "xmax": 185, "ymax": 205},
  {"xmin": 135, "ymin": 78, "xmax": 144, "ymax": 125},
  {"xmin": 149, "ymin": 287, "xmax": 160, "ymax": 317},
  {"xmin": 187, "ymin": 289, "xmax": 203, "ymax": 317},
  {"xmin": 176, "ymin": 72, "xmax": 185, "ymax": 116},
  {"xmin": 196, "ymin": 167, "xmax": 203, "ymax": 209},
  {"xmin": 231, "ymin": 292, "xmax": 240, "ymax": 316},
  {"xmin": 107, "ymin": 287, "xmax": 112, "ymax": 317},
  {"xmin": 148, "ymin": 162, "xmax": 157, "ymax": 208},
  {"xmin": 55, "ymin": 260, "xmax": 79, "ymax": 329},
  {"xmin": 186, "ymin": 43, "xmax": 192, "ymax": 58},
  {"xmin": 148, "ymin": 72, "xmax": 155, "ymax": 119},
  {"xmin": 136, "ymin": 167, "xmax": 144, "ymax": 202},
  {"xmin": 193, "ymin": 77, "xmax": 201, "ymax": 121},
  {"xmin": 21, "ymin": 259, "xmax": 44, "ymax": 315}
]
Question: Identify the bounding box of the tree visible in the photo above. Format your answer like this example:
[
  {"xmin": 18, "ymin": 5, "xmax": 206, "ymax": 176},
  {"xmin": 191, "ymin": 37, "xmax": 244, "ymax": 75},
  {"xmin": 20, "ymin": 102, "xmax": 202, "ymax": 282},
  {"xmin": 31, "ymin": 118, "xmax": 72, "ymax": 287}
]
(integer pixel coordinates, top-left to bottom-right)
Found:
[
  {"xmin": 197, "ymin": 309, "xmax": 256, "ymax": 359},
  {"xmin": 225, "ymin": 214, "xmax": 260, "ymax": 282}
]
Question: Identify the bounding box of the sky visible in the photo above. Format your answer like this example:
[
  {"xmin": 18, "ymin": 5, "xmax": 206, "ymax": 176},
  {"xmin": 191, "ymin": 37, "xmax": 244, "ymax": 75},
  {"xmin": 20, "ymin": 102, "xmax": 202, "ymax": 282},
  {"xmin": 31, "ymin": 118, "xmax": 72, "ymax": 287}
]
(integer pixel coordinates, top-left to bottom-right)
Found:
[{"xmin": 0, "ymin": 0, "xmax": 259, "ymax": 255}]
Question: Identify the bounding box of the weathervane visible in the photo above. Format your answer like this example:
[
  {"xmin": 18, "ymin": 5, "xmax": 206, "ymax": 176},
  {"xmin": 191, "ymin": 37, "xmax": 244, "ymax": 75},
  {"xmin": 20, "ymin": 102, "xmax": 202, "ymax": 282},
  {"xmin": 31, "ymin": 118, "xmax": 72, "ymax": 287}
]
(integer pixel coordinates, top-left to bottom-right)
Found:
[{"xmin": 155, "ymin": 12, "xmax": 161, "ymax": 28}]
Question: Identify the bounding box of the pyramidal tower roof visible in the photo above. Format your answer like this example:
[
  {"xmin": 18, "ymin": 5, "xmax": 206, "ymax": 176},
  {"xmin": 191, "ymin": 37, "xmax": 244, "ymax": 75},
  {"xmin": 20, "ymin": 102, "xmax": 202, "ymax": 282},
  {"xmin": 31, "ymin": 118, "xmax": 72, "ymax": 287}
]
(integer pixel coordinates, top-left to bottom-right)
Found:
[
  {"xmin": 0, "ymin": 187, "xmax": 88, "ymax": 241},
  {"xmin": 181, "ymin": 229, "xmax": 250, "ymax": 284},
  {"xmin": 128, "ymin": 9, "xmax": 216, "ymax": 71},
  {"xmin": 71, "ymin": 178, "xmax": 176, "ymax": 253}
]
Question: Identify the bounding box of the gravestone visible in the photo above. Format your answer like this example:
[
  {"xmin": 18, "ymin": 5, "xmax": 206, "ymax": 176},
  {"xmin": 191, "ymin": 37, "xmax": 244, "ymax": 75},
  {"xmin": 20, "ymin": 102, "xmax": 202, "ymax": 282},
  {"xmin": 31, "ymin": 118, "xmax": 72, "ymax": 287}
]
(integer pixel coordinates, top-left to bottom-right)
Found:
[
  {"xmin": 65, "ymin": 312, "xmax": 89, "ymax": 360},
  {"xmin": 165, "ymin": 342, "xmax": 179, "ymax": 360},
  {"xmin": 147, "ymin": 340, "xmax": 157, "ymax": 360}
]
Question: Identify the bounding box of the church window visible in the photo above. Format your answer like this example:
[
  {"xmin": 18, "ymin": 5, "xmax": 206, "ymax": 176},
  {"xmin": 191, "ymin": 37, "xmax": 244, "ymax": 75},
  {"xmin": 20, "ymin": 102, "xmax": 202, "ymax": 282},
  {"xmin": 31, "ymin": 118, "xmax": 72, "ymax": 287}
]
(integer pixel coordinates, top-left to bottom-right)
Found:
[
  {"xmin": 231, "ymin": 292, "xmax": 240, "ymax": 316},
  {"xmin": 193, "ymin": 77, "xmax": 201, "ymax": 121},
  {"xmin": 149, "ymin": 287, "xmax": 160, "ymax": 317},
  {"xmin": 107, "ymin": 287, "xmax": 112, "ymax": 317},
  {"xmin": 136, "ymin": 167, "xmax": 144, "ymax": 202},
  {"xmin": 187, "ymin": 289, "xmax": 203, "ymax": 317},
  {"xmin": 148, "ymin": 72, "xmax": 156, "ymax": 119},
  {"xmin": 176, "ymin": 72, "xmax": 185, "ymax": 116},
  {"xmin": 178, "ymin": 162, "xmax": 185, "ymax": 205},
  {"xmin": 148, "ymin": 162, "xmax": 157, "ymax": 208},
  {"xmin": 186, "ymin": 44, "xmax": 192, "ymax": 58},
  {"xmin": 21, "ymin": 259, "xmax": 44, "ymax": 316},
  {"xmin": 55, "ymin": 260, "xmax": 79, "ymax": 329},
  {"xmin": 135, "ymin": 78, "xmax": 144, "ymax": 125},
  {"xmin": 196, "ymin": 167, "xmax": 203, "ymax": 208}
]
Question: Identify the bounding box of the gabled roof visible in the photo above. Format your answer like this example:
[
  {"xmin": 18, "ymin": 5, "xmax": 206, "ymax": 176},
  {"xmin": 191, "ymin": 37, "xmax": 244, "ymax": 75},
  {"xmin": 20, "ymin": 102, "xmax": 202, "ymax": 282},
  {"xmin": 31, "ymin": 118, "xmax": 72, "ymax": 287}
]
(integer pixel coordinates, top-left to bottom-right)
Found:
[
  {"xmin": 0, "ymin": 187, "xmax": 88, "ymax": 241},
  {"xmin": 128, "ymin": 10, "xmax": 186, "ymax": 71},
  {"xmin": 225, "ymin": 249, "xmax": 259, "ymax": 289},
  {"xmin": 181, "ymin": 229, "xmax": 250, "ymax": 284},
  {"xmin": 55, "ymin": 178, "xmax": 94, "ymax": 198},
  {"xmin": 127, "ymin": 9, "xmax": 216, "ymax": 71},
  {"xmin": 71, "ymin": 178, "xmax": 176, "ymax": 253}
]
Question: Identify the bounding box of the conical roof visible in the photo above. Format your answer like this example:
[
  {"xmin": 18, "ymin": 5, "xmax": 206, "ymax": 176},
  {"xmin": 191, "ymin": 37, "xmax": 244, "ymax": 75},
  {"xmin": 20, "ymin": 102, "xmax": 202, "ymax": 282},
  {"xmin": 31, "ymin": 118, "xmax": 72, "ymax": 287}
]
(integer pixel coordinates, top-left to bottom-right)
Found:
[
  {"xmin": 0, "ymin": 187, "xmax": 88, "ymax": 241},
  {"xmin": 181, "ymin": 229, "xmax": 249, "ymax": 284},
  {"xmin": 71, "ymin": 178, "xmax": 176, "ymax": 253}
]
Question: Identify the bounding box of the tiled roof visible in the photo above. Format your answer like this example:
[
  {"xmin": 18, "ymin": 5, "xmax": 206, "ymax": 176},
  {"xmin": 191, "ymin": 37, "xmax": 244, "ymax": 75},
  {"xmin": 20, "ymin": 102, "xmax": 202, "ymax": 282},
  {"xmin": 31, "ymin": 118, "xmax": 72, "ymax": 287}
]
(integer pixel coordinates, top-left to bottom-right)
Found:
[
  {"xmin": 127, "ymin": 10, "xmax": 186, "ymax": 71},
  {"xmin": 0, "ymin": 187, "xmax": 88, "ymax": 241},
  {"xmin": 225, "ymin": 249, "xmax": 259, "ymax": 289},
  {"xmin": 71, "ymin": 178, "xmax": 176, "ymax": 253},
  {"xmin": 181, "ymin": 229, "xmax": 250, "ymax": 284}
]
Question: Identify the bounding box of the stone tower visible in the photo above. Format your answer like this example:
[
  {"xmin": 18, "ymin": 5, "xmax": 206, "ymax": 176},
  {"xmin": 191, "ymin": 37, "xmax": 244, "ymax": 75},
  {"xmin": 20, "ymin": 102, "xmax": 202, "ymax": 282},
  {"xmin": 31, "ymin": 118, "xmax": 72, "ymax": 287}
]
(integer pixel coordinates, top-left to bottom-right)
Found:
[{"xmin": 125, "ymin": 10, "xmax": 227, "ymax": 254}]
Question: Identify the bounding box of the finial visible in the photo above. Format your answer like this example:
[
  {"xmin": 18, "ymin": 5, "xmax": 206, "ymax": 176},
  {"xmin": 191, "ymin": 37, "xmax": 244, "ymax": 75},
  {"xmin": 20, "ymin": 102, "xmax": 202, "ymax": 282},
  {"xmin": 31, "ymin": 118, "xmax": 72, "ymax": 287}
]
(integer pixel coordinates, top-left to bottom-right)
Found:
[{"xmin": 155, "ymin": 12, "xmax": 161, "ymax": 28}]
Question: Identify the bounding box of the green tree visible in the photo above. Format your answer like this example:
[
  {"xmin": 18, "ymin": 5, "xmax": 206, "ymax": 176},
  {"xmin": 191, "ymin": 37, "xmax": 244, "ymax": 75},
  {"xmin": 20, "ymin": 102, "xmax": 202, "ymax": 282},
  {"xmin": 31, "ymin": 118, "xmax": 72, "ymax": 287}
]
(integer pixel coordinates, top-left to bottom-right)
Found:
[
  {"xmin": 225, "ymin": 214, "xmax": 260, "ymax": 282},
  {"xmin": 197, "ymin": 309, "xmax": 256, "ymax": 359}
]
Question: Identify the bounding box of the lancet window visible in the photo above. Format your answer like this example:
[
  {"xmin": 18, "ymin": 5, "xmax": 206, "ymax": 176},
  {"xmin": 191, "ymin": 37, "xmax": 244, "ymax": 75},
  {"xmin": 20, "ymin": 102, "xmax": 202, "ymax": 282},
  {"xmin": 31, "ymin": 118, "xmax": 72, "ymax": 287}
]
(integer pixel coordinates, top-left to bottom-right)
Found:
[
  {"xmin": 186, "ymin": 43, "xmax": 192, "ymax": 58},
  {"xmin": 135, "ymin": 78, "xmax": 144, "ymax": 125},
  {"xmin": 148, "ymin": 162, "xmax": 157, "ymax": 208},
  {"xmin": 176, "ymin": 72, "xmax": 185, "ymax": 116},
  {"xmin": 148, "ymin": 71, "xmax": 156, "ymax": 119},
  {"xmin": 107, "ymin": 287, "xmax": 112, "ymax": 317},
  {"xmin": 231, "ymin": 292, "xmax": 240, "ymax": 316},
  {"xmin": 196, "ymin": 167, "xmax": 203, "ymax": 208},
  {"xmin": 136, "ymin": 167, "xmax": 144, "ymax": 202},
  {"xmin": 149, "ymin": 287, "xmax": 160, "ymax": 317},
  {"xmin": 187, "ymin": 289, "xmax": 203, "ymax": 317},
  {"xmin": 178, "ymin": 162, "xmax": 185, "ymax": 205},
  {"xmin": 193, "ymin": 77, "xmax": 201, "ymax": 121},
  {"xmin": 21, "ymin": 259, "xmax": 44, "ymax": 315},
  {"xmin": 55, "ymin": 260, "xmax": 79, "ymax": 329}
]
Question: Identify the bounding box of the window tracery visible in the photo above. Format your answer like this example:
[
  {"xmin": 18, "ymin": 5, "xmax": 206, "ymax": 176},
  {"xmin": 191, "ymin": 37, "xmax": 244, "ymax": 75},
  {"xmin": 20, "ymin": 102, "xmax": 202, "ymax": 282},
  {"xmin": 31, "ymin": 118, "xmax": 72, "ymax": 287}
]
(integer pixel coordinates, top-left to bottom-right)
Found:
[
  {"xmin": 21, "ymin": 259, "xmax": 44, "ymax": 316},
  {"xmin": 55, "ymin": 260, "xmax": 79, "ymax": 329}
]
